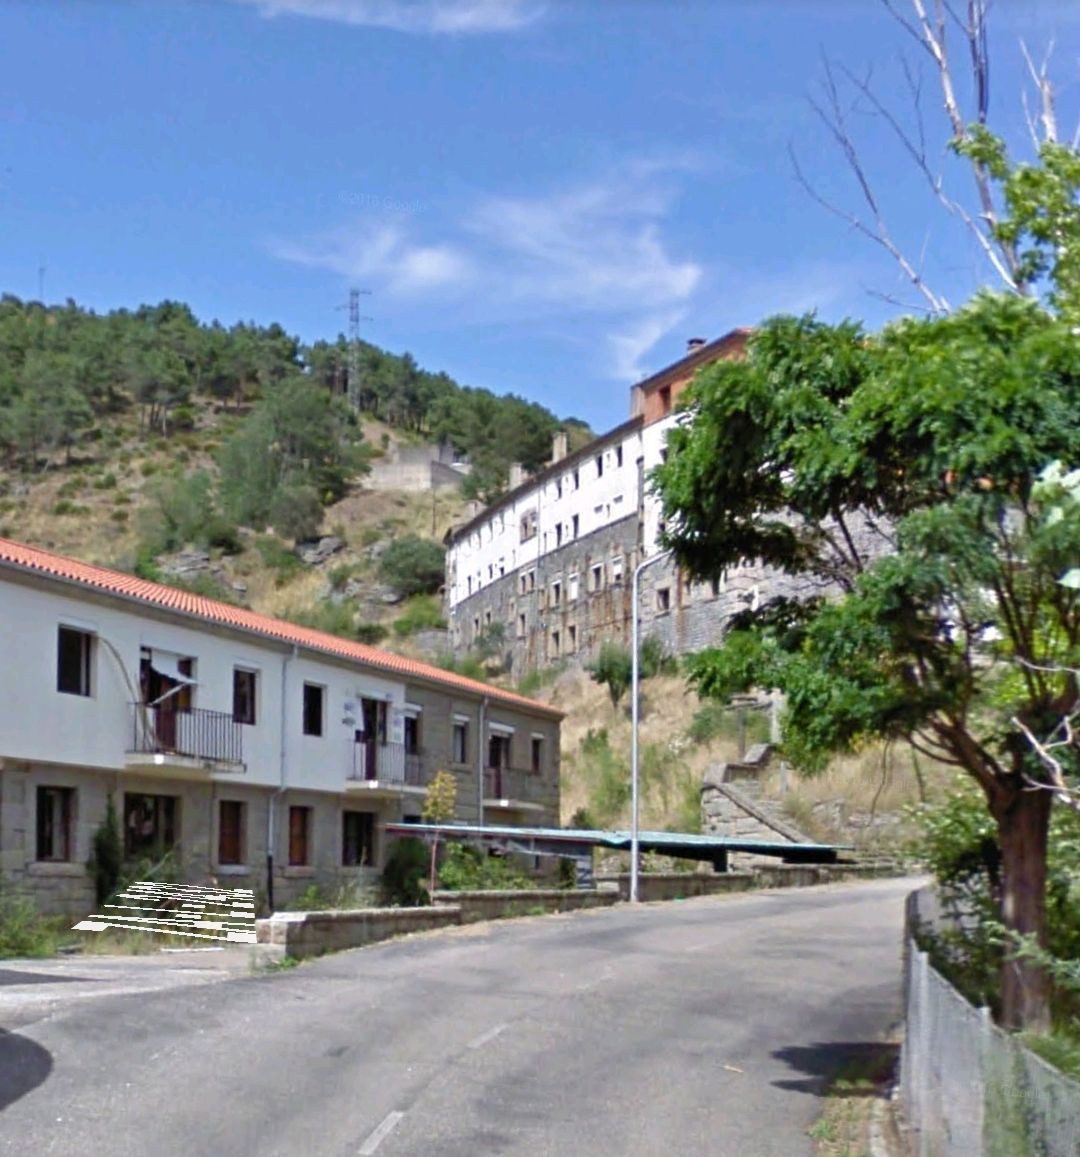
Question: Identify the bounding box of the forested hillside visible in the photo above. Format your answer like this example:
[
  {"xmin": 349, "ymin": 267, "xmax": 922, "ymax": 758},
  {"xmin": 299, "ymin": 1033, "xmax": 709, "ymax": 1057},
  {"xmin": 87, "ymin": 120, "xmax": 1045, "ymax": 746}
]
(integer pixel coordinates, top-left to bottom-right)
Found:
[
  {"xmin": 0, "ymin": 295, "xmax": 589, "ymax": 500},
  {"xmin": 0, "ymin": 294, "xmax": 590, "ymax": 650}
]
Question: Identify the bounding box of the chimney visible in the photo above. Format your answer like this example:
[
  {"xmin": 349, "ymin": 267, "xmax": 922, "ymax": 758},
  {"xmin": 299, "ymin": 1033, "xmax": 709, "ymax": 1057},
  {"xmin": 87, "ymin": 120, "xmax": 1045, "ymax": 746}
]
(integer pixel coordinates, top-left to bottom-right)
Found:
[
  {"xmin": 508, "ymin": 463, "xmax": 527, "ymax": 489},
  {"xmin": 686, "ymin": 337, "xmax": 706, "ymax": 353},
  {"xmin": 551, "ymin": 430, "xmax": 569, "ymax": 464}
]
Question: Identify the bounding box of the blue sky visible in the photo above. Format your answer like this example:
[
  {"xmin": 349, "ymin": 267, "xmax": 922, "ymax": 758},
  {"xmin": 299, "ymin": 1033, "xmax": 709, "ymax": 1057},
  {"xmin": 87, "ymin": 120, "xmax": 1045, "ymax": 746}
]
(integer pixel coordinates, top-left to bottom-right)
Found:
[{"xmin": 0, "ymin": 0, "xmax": 1077, "ymax": 431}]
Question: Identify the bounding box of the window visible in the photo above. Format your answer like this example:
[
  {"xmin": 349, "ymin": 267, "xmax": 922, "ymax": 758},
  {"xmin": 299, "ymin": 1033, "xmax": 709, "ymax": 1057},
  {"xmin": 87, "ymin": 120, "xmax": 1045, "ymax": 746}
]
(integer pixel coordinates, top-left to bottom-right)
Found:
[
  {"xmin": 452, "ymin": 720, "xmax": 469, "ymax": 764},
  {"xmin": 589, "ymin": 564, "xmax": 604, "ymax": 593},
  {"xmin": 484, "ymin": 610, "xmax": 492, "ymax": 626},
  {"xmin": 572, "ymin": 469, "xmax": 580, "ymax": 490},
  {"xmin": 556, "ymin": 523, "xmax": 563, "ymax": 547},
  {"xmin": 616, "ymin": 445, "xmax": 624, "ymax": 467},
  {"xmin": 233, "ymin": 668, "xmax": 257, "ymax": 725},
  {"xmin": 303, "ymin": 683, "xmax": 324, "ymax": 737},
  {"xmin": 568, "ymin": 574, "xmax": 579, "ymax": 601},
  {"xmin": 218, "ymin": 800, "xmax": 245, "ymax": 865},
  {"xmin": 342, "ymin": 811, "xmax": 375, "ymax": 867},
  {"xmin": 519, "ymin": 573, "xmax": 528, "ymax": 595},
  {"xmin": 403, "ymin": 714, "xmax": 420, "ymax": 755},
  {"xmin": 571, "ymin": 514, "xmax": 580, "ymax": 538},
  {"xmin": 124, "ymin": 793, "xmax": 178, "ymax": 859},
  {"xmin": 473, "ymin": 616, "xmax": 481, "ymax": 640},
  {"xmin": 531, "ymin": 736, "xmax": 544, "ymax": 775},
  {"xmin": 710, "ymin": 575, "xmax": 723, "ymax": 598},
  {"xmin": 596, "ymin": 454, "xmax": 604, "ymax": 478},
  {"xmin": 551, "ymin": 580, "xmax": 561, "ymax": 607},
  {"xmin": 660, "ymin": 447, "xmax": 669, "ymax": 464},
  {"xmin": 659, "ymin": 384, "xmax": 672, "ymax": 415},
  {"xmin": 488, "ymin": 733, "xmax": 511, "ymax": 770},
  {"xmin": 568, "ymin": 624, "xmax": 577, "ymax": 652},
  {"xmin": 657, "ymin": 587, "xmax": 671, "ymax": 612},
  {"xmin": 520, "ymin": 509, "xmax": 538, "ymax": 542},
  {"xmin": 57, "ymin": 626, "xmax": 92, "ymax": 696},
  {"xmin": 288, "ymin": 806, "xmax": 312, "ymax": 866},
  {"xmin": 517, "ymin": 613, "xmax": 527, "ymax": 638},
  {"xmin": 611, "ymin": 556, "xmax": 624, "ymax": 584},
  {"xmin": 36, "ymin": 787, "xmax": 74, "ymax": 861},
  {"xmin": 550, "ymin": 629, "xmax": 560, "ymax": 658},
  {"xmin": 555, "ymin": 478, "xmax": 563, "ymax": 499},
  {"xmin": 526, "ymin": 570, "xmax": 536, "ymax": 592}
]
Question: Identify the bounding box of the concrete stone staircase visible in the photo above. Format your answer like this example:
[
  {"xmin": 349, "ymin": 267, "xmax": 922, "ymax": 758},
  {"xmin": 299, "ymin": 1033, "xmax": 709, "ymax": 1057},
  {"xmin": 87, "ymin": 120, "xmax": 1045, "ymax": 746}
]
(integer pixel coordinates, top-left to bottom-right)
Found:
[{"xmin": 700, "ymin": 743, "xmax": 814, "ymax": 847}]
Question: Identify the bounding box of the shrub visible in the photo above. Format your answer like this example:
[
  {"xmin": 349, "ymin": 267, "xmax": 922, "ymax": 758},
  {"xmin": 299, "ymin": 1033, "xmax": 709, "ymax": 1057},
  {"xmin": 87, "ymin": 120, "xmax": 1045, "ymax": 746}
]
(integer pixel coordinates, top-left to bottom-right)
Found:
[
  {"xmin": 378, "ymin": 535, "xmax": 446, "ymax": 598},
  {"xmin": 269, "ymin": 483, "xmax": 323, "ymax": 542},
  {"xmin": 639, "ymin": 635, "xmax": 677, "ymax": 678},
  {"xmin": 354, "ymin": 622, "xmax": 388, "ymax": 646},
  {"xmin": 392, "ymin": 594, "xmax": 447, "ymax": 637},
  {"xmin": 0, "ymin": 888, "xmax": 62, "ymax": 958},
  {"xmin": 433, "ymin": 652, "xmax": 487, "ymax": 680},
  {"xmin": 88, "ymin": 795, "xmax": 123, "ymax": 905},
  {"xmin": 588, "ymin": 641, "xmax": 632, "ymax": 708},
  {"xmin": 437, "ymin": 844, "xmax": 533, "ymax": 891},
  {"xmin": 255, "ymin": 535, "xmax": 305, "ymax": 586},
  {"xmin": 380, "ymin": 837, "xmax": 430, "ymax": 906}
]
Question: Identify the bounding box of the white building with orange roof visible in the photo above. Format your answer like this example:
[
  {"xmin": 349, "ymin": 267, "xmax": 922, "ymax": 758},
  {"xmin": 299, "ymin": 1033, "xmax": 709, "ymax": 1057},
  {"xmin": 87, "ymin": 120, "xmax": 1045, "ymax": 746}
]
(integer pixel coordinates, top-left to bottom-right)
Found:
[{"xmin": 0, "ymin": 537, "xmax": 562, "ymax": 916}]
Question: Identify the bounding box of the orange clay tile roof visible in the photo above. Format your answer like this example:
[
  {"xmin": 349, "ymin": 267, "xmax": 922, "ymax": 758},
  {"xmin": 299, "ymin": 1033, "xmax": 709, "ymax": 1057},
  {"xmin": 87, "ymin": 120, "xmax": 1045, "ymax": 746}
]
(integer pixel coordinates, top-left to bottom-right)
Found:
[{"xmin": 0, "ymin": 537, "xmax": 562, "ymax": 719}]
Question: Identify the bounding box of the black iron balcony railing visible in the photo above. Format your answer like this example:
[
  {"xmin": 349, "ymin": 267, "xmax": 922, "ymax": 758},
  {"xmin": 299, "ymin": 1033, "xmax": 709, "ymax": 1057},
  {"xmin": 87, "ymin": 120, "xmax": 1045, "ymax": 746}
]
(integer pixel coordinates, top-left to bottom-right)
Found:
[
  {"xmin": 350, "ymin": 740, "xmax": 412, "ymax": 785},
  {"xmin": 128, "ymin": 702, "xmax": 243, "ymax": 765},
  {"xmin": 484, "ymin": 765, "xmax": 542, "ymax": 800}
]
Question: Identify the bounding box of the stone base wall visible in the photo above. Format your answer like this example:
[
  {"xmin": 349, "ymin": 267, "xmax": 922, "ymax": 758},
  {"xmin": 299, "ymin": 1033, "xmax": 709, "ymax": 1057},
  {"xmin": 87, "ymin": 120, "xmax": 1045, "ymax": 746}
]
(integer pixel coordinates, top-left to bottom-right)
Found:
[
  {"xmin": 431, "ymin": 888, "xmax": 618, "ymax": 923},
  {"xmin": 596, "ymin": 872, "xmax": 757, "ymax": 901},
  {"xmin": 256, "ymin": 905, "xmax": 462, "ymax": 960}
]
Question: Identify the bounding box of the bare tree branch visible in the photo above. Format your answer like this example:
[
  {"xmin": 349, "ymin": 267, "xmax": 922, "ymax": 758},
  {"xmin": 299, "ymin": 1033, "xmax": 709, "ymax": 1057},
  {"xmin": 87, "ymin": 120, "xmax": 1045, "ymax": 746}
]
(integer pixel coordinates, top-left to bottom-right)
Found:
[{"xmin": 1020, "ymin": 39, "xmax": 1059, "ymax": 144}]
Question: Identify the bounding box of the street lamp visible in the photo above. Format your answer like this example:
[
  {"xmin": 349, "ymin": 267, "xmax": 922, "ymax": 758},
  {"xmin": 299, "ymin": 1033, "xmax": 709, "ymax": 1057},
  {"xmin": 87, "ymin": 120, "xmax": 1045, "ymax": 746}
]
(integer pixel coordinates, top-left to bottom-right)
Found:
[{"xmin": 630, "ymin": 548, "xmax": 673, "ymax": 903}]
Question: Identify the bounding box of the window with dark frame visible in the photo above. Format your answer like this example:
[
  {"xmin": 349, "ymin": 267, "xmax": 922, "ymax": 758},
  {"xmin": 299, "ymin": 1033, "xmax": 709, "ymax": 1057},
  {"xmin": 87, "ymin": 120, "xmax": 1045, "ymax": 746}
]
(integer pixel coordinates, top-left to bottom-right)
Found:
[
  {"xmin": 595, "ymin": 454, "xmax": 604, "ymax": 477},
  {"xmin": 403, "ymin": 714, "xmax": 420, "ymax": 755},
  {"xmin": 303, "ymin": 683, "xmax": 324, "ymax": 737},
  {"xmin": 657, "ymin": 587, "xmax": 671, "ymax": 612},
  {"xmin": 488, "ymin": 733, "xmax": 512, "ymax": 770},
  {"xmin": 218, "ymin": 800, "xmax": 244, "ymax": 865},
  {"xmin": 124, "ymin": 793, "xmax": 178, "ymax": 859},
  {"xmin": 36, "ymin": 786, "xmax": 74, "ymax": 861},
  {"xmin": 531, "ymin": 737, "xmax": 543, "ymax": 775},
  {"xmin": 288, "ymin": 805, "xmax": 312, "ymax": 866},
  {"xmin": 342, "ymin": 810, "xmax": 375, "ymax": 867},
  {"xmin": 233, "ymin": 668, "xmax": 257, "ymax": 725},
  {"xmin": 57, "ymin": 626, "xmax": 93, "ymax": 696},
  {"xmin": 452, "ymin": 721, "xmax": 469, "ymax": 764}
]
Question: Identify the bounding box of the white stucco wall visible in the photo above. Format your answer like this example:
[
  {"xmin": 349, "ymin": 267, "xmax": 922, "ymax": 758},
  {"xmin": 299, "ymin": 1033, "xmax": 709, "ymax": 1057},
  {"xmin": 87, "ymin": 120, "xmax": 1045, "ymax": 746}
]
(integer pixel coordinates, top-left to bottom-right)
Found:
[
  {"xmin": 0, "ymin": 575, "xmax": 405, "ymax": 791},
  {"xmin": 447, "ymin": 424, "xmax": 645, "ymax": 609}
]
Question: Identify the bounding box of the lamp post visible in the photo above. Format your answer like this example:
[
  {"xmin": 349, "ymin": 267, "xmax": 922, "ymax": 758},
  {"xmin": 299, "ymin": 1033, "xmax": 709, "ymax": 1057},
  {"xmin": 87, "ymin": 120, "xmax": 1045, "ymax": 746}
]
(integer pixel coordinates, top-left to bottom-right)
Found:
[{"xmin": 630, "ymin": 548, "xmax": 673, "ymax": 903}]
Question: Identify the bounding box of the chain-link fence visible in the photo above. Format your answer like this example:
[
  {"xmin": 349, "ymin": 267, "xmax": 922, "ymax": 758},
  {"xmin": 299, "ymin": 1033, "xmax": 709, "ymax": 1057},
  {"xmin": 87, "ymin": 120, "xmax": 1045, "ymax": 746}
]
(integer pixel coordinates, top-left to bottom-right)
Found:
[{"xmin": 901, "ymin": 888, "xmax": 1080, "ymax": 1156}]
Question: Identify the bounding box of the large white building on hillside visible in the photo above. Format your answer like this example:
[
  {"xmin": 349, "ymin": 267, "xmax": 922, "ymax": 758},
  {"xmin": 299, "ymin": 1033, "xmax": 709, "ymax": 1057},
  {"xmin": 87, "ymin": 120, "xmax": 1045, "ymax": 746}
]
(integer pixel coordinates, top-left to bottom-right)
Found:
[
  {"xmin": 0, "ymin": 538, "xmax": 561, "ymax": 917},
  {"xmin": 445, "ymin": 330, "xmax": 809, "ymax": 674}
]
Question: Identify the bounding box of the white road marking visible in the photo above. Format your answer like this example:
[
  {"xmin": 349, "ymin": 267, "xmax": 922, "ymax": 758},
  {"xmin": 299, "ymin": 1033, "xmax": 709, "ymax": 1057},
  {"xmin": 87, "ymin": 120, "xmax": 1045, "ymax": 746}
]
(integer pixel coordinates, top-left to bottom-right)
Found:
[
  {"xmin": 358, "ymin": 1110, "xmax": 405, "ymax": 1154},
  {"xmin": 467, "ymin": 1022, "xmax": 507, "ymax": 1050}
]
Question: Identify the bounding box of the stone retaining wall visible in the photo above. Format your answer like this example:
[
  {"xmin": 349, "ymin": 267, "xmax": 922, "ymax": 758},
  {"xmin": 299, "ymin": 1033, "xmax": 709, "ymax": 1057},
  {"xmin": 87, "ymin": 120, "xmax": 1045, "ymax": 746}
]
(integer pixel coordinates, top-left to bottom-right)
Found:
[
  {"xmin": 595, "ymin": 872, "xmax": 757, "ymax": 902},
  {"xmin": 431, "ymin": 888, "xmax": 618, "ymax": 923},
  {"xmin": 255, "ymin": 905, "xmax": 463, "ymax": 962}
]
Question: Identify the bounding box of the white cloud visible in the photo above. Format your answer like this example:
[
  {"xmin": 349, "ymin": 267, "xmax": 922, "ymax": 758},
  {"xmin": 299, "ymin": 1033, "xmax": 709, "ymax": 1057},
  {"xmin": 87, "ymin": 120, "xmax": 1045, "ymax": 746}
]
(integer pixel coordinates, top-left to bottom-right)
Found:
[
  {"xmin": 271, "ymin": 158, "xmax": 706, "ymax": 378},
  {"xmin": 234, "ymin": 0, "xmax": 545, "ymax": 34},
  {"xmin": 271, "ymin": 221, "xmax": 474, "ymax": 294}
]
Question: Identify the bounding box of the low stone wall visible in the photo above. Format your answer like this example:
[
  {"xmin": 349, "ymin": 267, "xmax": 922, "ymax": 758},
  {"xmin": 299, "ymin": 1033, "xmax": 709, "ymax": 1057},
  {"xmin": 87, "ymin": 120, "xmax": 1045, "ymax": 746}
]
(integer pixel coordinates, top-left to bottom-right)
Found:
[
  {"xmin": 255, "ymin": 905, "xmax": 462, "ymax": 961},
  {"xmin": 431, "ymin": 888, "xmax": 618, "ymax": 923},
  {"xmin": 595, "ymin": 872, "xmax": 757, "ymax": 902}
]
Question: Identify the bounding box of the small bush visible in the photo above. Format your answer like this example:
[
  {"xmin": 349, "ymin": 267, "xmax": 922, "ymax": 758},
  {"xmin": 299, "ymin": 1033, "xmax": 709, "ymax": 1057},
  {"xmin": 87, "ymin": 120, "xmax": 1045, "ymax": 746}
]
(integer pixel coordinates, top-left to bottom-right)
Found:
[
  {"xmin": 255, "ymin": 535, "xmax": 305, "ymax": 586},
  {"xmin": 639, "ymin": 635, "xmax": 677, "ymax": 678},
  {"xmin": 393, "ymin": 594, "xmax": 447, "ymax": 637},
  {"xmin": 88, "ymin": 796, "xmax": 124, "ymax": 905},
  {"xmin": 355, "ymin": 622, "xmax": 388, "ymax": 646},
  {"xmin": 269, "ymin": 483, "xmax": 323, "ymax": 542},
  {"xmin": 380, "ymin": 837, "xmax": 430, "ymax": 906},
  {"xmin": 434, "ymin": 652, "xmax": 487, "ymax": 680},
  {"xmin": 378, "ymin": 535, "xmax": 446, "ymax": 598},
  {"xmin": 588, "ymin": 642, "xmax": 632, "ymax": 708},
  {"xmin": 111, "ymin": 509, "xmax": 129, "ymax": 524},
  {"xmin": 0, "ymin": 889, "xmax": 62, "ymax": 958},
  {"xmin": 438, "ymin": 844, "xmax": 533, "ymax": 891},
  {"xmin": 93, "ymin": 471, "xmax": 117, "ymax": 490}
]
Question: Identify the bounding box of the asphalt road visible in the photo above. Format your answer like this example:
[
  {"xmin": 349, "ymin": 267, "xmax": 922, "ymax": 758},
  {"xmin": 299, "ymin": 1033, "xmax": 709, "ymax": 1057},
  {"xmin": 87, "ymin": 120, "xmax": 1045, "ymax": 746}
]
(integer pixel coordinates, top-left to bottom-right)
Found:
[{"xmin": 0, "ymin": 878, "xmax": 914, "ymax": 1157}]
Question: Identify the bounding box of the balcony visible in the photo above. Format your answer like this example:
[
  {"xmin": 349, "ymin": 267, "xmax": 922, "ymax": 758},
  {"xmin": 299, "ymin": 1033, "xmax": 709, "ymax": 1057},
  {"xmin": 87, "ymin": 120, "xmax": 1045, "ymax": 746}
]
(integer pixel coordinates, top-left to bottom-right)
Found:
[
  {"xmin": 483, "ymin": 765, "xmax": 548, "ymax": 815},
  {"xmin": 125, "ymin": 702, "xmax": 244, "ymax": 776},
  {"xmin": 346, "ymin": 742, "xmax": 427, "ymax": 795}
]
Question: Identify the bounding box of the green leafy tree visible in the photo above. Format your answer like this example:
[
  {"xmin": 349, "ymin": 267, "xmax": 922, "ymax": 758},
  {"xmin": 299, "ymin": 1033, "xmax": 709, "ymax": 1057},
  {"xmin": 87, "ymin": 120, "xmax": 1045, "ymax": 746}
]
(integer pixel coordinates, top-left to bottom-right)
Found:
[
  {"xmin": 422, "ymin": 769, "xmax": 458, "ymax": 894},
  {"xmin": 653, "ymin": 293, "xmax": 1080, "ymax": 1032},
  {"xmin": 588, "ymin": 642, "xmax": 633, "ymax": 709},
  {"xmin": 378, "ymin": 534, "xmax": 446, "ymax": 598}
]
